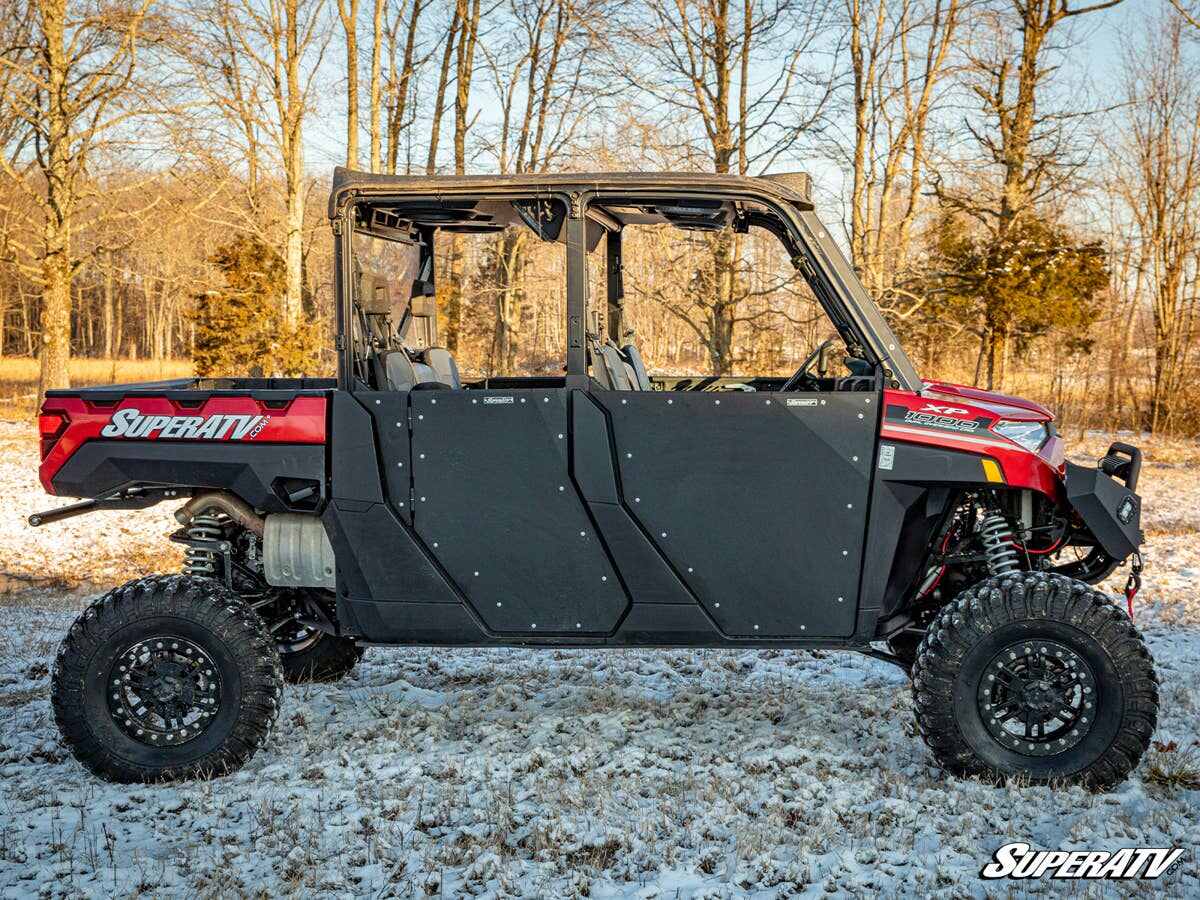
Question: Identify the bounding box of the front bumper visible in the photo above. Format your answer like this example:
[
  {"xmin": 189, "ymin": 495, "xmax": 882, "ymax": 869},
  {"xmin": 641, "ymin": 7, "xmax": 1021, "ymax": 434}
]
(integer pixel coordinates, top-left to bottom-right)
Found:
[{"xmin": 1064, "ymin": 443, "xmax": 1143, "ymax": 561}]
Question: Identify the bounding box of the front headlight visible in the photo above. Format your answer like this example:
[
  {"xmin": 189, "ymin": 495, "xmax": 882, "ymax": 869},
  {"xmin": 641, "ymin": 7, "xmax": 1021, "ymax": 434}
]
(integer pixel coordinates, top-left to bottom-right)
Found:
[{"xmin": 993, "ymin": 419, "xmax": 1048, "ymax": 452}]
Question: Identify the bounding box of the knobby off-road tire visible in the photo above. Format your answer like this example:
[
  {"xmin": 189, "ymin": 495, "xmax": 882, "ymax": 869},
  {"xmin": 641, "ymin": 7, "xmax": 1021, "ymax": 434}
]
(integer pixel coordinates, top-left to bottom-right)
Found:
[
  {"xmin": 51, "ymin": 575, "xmax": 284, "ymax": 783},
  {"xmin": 276, "ymin": 631, "xmax": 363, "ymax": 684},
  {"xmin": 911, "ymin": 572, "xmax": 1158, "ymax": 789}
]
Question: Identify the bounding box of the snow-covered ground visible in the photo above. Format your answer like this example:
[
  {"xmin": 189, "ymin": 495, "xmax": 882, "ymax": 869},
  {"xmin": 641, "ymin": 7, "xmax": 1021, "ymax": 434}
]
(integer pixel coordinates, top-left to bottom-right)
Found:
[{"xmin": 1, "ymin": 422, "xmax": 1197, "ymax": 897}]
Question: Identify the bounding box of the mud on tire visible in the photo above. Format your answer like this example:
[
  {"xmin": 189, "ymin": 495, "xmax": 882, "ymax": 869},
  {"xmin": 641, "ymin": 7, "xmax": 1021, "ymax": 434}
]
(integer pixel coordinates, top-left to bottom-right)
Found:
[
  {"xmin": 911, "ymin": 573, "xmax": 1158, "ymax": 789},
  {"xmin": 51, "ymin": 575, "xmax": 284, "ymax": 783}
]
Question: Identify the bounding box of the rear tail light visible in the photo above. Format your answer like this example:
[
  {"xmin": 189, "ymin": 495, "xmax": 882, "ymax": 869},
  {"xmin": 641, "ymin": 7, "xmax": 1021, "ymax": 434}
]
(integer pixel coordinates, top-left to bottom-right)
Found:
[{"xmin": 39, "ymin": 412, "xmax": 67, "ymax": 460}]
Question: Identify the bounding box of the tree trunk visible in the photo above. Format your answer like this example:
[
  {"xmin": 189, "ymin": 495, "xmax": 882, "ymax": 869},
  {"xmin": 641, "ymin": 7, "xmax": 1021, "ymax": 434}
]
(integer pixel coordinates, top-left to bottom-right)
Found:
[
  {"xmin": 440, "ymin": 0, "xmax": 477, "ymax": 351},
  {"xmin": 102, "ymin": 255, "xmax": 114, "ymax": 358},
  {"xmin": 368, "ymin": 0, "xmax": 384, "ymax": 172},
  {"xmin": 492, "ymin": 229, "xmax": 526, "ymax": 372},
  {"xmin": 40, "ymin": 239, "xmax": 73, "ymax": 394},
  {"xmin": 337, "ymin": 0, "xmax": 361, "ymax": 166},
  {"xmin": 425, "ymin": 2, "xmax": 461, "ymax": 174},
  {"xmin": 38, "ymin": 0, "xmax": 73, "ymax": 397},
  {"xmin": 284, "ymin": 157, "xmax": 305, "ymax": 328},
  {"xmin": 442, "ymin": 237, "xmax": 464, "ymax": 352}
]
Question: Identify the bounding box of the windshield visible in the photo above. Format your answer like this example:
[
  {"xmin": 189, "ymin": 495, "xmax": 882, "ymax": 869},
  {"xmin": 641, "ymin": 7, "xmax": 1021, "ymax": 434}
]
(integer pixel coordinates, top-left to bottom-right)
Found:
[{"xmin": 351, "ymin": 230, "xmax": 420, "ymax": 325}]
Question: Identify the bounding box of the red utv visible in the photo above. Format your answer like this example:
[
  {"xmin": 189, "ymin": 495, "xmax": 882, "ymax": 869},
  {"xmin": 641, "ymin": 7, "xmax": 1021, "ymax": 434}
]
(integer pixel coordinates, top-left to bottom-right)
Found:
[{"xmin": 34, "ymin": 169, "xmax": 1156, "ymax": 786}]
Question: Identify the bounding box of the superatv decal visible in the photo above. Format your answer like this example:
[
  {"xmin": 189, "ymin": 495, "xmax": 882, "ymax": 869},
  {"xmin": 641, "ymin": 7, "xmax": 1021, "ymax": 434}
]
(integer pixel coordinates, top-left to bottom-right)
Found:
[{"xmin": 100, "ymin": 408, "xmax": 271, "ymax": 440}]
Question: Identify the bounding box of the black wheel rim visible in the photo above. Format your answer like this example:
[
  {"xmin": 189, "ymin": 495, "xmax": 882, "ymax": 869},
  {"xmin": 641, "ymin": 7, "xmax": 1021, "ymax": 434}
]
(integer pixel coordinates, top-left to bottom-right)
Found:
[
  {"xmin": 977, "ymin": 639, "xmax": 1098, "ymax": 757},
  {"xmin": 107, "ymin": 637, "xmax": 222, "ymax": 747}
]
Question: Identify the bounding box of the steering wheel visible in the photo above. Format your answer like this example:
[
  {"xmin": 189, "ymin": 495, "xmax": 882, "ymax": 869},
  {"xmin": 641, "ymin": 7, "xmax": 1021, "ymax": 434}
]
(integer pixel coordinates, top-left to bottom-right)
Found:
[{"xmin": 779, "ymin": 338, "xmax": 838, "ymax": 393}]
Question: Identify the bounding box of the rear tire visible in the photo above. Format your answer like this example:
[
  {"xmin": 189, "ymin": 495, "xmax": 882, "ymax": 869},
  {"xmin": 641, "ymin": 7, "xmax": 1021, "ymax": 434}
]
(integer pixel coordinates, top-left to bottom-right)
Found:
[
  {"xmin": 51, "ymin": 575, "xmax": 283, "ymax": 783},
  {"xmin": 277, "ymin": 631, "xmax": 363, "ymax": 684},
  {"xmin": 249, "ymin": 589, "xmax": 364, "ymax": 683},
  {"xmin": 911, "ymin": 573, "xmax": 1158, "ymax": 789}
]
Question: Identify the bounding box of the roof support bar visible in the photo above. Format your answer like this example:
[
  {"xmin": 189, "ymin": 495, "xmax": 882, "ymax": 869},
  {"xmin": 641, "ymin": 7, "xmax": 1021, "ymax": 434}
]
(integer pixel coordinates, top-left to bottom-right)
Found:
[{"xmin": 565, "ymin": 199, "xmax": 589, "ymax": 389}]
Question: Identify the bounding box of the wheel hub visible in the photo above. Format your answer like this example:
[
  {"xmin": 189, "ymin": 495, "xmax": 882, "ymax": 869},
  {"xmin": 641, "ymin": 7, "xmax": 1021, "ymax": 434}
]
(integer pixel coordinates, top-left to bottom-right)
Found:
[
  {"xmin": 977, "ymin": 639, "xmax": 1097, "ymax": 757},
  {"xmin": 107, "ymin": 637, "xmax": 222, "ymax": 747}
]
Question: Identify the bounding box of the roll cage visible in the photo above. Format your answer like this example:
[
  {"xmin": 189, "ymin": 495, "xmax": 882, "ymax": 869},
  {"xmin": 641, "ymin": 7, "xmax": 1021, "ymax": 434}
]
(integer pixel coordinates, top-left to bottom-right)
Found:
[{"xmin": 327, "ymin": 167, "xmax": 921, "ymax": 392}]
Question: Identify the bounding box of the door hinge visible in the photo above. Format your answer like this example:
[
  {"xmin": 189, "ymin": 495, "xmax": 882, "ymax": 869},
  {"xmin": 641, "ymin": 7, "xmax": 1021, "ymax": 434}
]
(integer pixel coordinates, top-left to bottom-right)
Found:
[{"xmin": 331, "ymin": 218, "xmax": 343, "ymax": 236}]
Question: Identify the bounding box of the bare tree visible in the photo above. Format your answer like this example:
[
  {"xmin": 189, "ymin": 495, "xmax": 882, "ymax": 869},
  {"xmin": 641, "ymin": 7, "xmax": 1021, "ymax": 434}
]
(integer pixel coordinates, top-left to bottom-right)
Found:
[
  {"xmin": 935, "ymin": 0, "xmax": 1123, "ymax": 388},
  {"xmin": 844, "ymin": 0, "xmax": 959, "ymax": 312},
  {"xmin": 0, "ymin": 0, "xmax": 156, "ymax": 394},
  {"xmin": 437, "ymin": 0, "xmax": 482, "ymax": 351},
  {"xmin": 425, "ymin": 0, "xmax": 462, "ymax": 175},
  {"xmin": 1117, "ymin": 12, "xmax": 1200, "ymax": 432},
  {"xmin": 383, "ymin": 0, "xmax": 428, "ymax": 173},
  {"xmin": 335, "ymin": 0, "xmax": 359, "ymax": 165},
  {"xmin": 618, "ymin": 0, "xmax": 839, "ymax": 373},
  {"xmin": 479, "ymin": 0, "xmax": 607, "ymax": 370},
  {"xmin": 232, "ymin": 0, "xmax": 329, "ymax": 328}
]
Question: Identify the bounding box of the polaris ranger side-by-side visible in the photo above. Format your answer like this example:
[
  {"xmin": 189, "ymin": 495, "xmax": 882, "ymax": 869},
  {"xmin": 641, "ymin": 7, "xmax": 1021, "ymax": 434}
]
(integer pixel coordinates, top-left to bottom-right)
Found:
[{"xmin": 34, "ymin": 168, "xmax": 1157, "ymax": 786}]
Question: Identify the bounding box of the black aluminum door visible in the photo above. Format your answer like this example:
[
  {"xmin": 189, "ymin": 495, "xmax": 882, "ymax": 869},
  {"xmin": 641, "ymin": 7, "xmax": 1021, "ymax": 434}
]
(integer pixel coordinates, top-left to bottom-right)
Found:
[
  {"xmin": 408, "ymin": 389, "xmax": 628, "ymax": 634},
  {"xmin": 594, "ymin": 390, "xmax": 879, "ymax": 638}
]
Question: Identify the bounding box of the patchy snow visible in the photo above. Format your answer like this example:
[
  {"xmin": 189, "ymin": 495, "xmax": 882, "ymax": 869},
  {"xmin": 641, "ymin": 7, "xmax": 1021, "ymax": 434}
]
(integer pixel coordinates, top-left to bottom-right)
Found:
[{"xmin": 1, "ymin": 423, "xmax": 1197, "ymax": 897}]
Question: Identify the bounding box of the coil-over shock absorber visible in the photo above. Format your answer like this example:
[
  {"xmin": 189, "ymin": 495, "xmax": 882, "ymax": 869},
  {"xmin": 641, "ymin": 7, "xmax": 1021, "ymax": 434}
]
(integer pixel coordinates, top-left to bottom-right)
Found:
[
  {"xmin": 183, "ymin": 511, "xmax": 226, "ymax": 579},
  {"xmin": 979, "ymin": 511, "xmax": 1020, "ymax": 576}
]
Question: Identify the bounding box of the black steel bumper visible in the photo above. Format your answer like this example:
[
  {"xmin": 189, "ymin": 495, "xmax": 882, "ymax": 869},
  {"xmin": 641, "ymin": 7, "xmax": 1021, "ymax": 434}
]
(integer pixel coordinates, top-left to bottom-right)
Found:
[{"xmin": 1064, "ymin": 442, "xmax": 1144, "ymax": 561}]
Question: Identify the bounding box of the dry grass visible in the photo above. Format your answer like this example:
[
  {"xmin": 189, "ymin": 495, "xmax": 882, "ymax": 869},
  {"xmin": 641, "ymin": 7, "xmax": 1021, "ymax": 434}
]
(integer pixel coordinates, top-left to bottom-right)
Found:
[
  {"xmin": 1143, "ymin": 741, "xmax": 1200, "ymax": 792},
  {"xmin": 0, "ymin": 357, "xmax": 193, "ymax": 420}
]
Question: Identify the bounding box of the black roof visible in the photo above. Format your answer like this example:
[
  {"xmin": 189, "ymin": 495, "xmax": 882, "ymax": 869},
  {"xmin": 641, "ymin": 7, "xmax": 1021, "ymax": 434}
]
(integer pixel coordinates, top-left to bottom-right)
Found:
[{"xmin": 327, "ymin": 166, "xmax": 813, "ymax": 218}]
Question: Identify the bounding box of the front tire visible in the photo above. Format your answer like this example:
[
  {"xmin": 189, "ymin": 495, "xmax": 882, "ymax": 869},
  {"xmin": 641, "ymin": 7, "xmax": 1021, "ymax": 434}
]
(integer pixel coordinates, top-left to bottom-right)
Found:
[
  {"xmin": 912, "ymin": 573, "xmax": 1158, "ymax": 789},
  {"xmin": 51, "ymin": 575, "xmax": 284, "ymax": 783}
]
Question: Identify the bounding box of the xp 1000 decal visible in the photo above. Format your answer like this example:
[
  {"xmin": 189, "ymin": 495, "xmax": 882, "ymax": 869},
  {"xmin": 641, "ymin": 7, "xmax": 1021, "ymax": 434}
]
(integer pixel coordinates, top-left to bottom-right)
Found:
[{"xmin": 888, "ymin": 402, "xmax": 989, "ymax": 434}]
